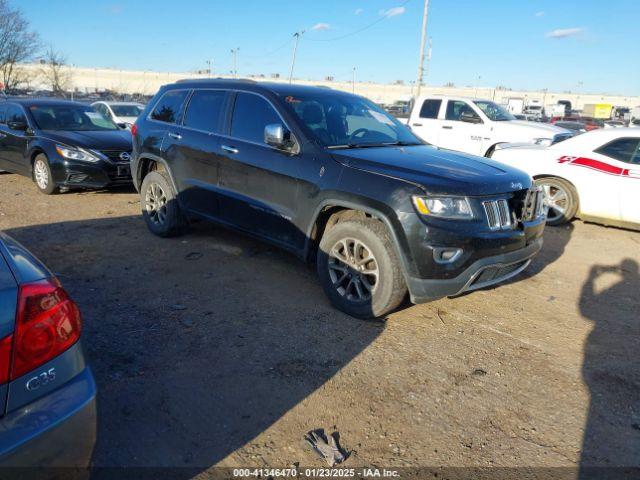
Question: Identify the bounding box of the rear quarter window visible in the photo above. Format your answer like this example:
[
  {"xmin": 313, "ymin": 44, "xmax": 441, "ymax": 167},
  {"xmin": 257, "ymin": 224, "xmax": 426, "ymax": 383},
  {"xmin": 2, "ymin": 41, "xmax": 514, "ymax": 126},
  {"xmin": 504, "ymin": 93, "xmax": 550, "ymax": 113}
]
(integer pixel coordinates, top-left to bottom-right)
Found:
[{"xmin": 150, "ymin": 90, "xmax": 189, "ymax": 124}]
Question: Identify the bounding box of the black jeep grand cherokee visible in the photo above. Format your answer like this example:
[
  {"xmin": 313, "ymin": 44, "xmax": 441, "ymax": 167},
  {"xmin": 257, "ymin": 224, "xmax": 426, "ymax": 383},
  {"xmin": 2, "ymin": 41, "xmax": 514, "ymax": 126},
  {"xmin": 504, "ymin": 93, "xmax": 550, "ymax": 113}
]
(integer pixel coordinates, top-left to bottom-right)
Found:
[{"xmin": 131, "ymin": 79, "xmax": 545, "ymax": 318}]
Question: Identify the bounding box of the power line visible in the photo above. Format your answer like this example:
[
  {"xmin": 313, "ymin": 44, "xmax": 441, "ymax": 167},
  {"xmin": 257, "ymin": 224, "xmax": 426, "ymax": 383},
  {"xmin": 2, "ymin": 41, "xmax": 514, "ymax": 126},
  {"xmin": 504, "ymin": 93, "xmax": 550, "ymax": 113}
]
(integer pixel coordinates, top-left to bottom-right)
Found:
[
  {"xmin": 306, "ymin": 0, "xmax": 412, "ymax": 43},
  {"xmin": 243, "ymin": 36, "xmax": 295, "ymax": 60}
]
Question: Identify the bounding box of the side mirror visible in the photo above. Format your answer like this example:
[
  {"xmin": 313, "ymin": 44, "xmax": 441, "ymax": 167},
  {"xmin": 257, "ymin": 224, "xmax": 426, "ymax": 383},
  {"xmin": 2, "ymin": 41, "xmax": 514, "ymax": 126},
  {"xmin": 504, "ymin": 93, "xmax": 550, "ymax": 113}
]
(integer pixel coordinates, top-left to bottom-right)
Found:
[
  {"xmin": 459, "ymin": 112, "xmax": 482, "ymax": 124},
  {"xmin": 264, "ymin": 123, "xmax": 290, "ymax": 149},
  {"xmin": 7, "ymin": 120, "xmax": 28, "ymax": 131}
]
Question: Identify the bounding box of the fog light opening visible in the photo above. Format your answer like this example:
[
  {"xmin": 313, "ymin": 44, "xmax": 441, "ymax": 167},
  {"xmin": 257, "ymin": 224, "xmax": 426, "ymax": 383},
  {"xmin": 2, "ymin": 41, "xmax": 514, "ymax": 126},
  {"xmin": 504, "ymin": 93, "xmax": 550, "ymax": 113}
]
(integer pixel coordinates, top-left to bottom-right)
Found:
[{"xmin": 433, "ymin": 247, "xmax": 463, "ymax": 264}]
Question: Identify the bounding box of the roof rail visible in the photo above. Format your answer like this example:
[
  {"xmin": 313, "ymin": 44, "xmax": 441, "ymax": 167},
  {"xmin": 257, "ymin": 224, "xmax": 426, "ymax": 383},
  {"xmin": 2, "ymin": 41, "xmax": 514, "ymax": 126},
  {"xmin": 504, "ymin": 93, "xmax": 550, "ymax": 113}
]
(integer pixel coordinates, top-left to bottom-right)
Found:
[{"xmin": 175, "ymin": 77, "xmax": 257, "ymax": 84}]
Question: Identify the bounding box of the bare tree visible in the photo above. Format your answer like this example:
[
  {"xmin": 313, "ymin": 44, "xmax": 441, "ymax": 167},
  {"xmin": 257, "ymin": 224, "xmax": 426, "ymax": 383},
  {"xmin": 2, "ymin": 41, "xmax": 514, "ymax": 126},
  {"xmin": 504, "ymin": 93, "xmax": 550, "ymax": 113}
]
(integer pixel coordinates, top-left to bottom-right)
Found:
[
  {"xmin": 39, "ymin": 47, "xmax": 72, "ymax": 96},
  {"xmin": 0, "ymin": 0, "xmax": 40, "ymax": 90}
]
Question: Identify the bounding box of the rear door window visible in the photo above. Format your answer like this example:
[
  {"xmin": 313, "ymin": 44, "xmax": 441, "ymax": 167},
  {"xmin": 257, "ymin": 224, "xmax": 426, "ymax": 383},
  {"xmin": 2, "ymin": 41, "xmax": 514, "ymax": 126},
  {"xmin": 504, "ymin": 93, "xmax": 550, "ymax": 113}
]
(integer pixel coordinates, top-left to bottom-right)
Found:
[
  {"xmin": 230, "ymin": 92, "xmax": 281, "ymax": 144},
  {"xmin": 150, "ymin": 90, "xmax": 189, "ymax": 124},
  {"xmin": 419, "ymin": 99, "xmax": 442, "ymax": 119},
  {"xmin": 184, "ymin": 90, "xmax": 227, "ymax": 134}
]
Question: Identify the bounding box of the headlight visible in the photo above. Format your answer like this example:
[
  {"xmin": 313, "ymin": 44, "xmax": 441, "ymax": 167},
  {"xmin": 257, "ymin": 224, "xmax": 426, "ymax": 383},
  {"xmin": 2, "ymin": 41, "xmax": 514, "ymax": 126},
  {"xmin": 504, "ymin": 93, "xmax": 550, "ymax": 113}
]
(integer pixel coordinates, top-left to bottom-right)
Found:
[
  {"xmin": 55, "ymin": 145, "xmax": 101, "ymax": 162},
  {"xmin": 412, "ymin": 196, "xmax": 474, "ymax": 219},
  {"xmin": 533, "ymin": 137, "xmax": 553, "ymax": 147}
]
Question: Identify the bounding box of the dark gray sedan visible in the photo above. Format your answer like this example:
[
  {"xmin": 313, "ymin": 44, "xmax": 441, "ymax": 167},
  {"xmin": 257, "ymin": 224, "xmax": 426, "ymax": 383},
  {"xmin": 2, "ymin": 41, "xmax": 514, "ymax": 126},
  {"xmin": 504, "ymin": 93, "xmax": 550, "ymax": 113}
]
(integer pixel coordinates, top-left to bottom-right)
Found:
[{"xmin": 0, "ymin": 231, "xmax": 96, "ymax": 467}]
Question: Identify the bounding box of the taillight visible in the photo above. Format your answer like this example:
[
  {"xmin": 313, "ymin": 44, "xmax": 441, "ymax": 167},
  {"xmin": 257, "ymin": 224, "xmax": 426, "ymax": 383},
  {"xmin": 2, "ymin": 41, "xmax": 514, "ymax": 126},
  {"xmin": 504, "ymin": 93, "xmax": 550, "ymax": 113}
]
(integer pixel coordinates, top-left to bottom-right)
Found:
[
  {"xmin": 11, "ymin": 278, "xmax": 81, "ymax": 380},
  {"xmin": 131, "ymin": 123, "xmax": 138, "ymax": 137}
]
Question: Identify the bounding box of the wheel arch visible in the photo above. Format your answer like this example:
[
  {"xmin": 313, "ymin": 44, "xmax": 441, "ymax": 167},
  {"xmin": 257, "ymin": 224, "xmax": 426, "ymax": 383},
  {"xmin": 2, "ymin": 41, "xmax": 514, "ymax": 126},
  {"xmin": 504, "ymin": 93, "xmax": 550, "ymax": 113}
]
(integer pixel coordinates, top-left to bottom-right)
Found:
[
  {"xmin": 303, "ymin": 199, "xmax": 415, "ymax": 281},
  {"xmin": 484, "ymin": 142, "xmax": 507, "ymax": 158},
  {"xmin": 136, "ymin": 154, "xmax": 178, "ymax": 194}
]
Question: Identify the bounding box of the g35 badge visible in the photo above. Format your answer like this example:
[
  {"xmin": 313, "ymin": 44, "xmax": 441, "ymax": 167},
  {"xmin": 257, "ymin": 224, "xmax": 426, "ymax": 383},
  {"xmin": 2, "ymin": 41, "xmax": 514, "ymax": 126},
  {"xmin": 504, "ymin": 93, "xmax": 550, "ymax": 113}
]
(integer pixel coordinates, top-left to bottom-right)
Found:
[{"xmin": 26, "ymin": 368, "xmax": 56, "ymax": 391}]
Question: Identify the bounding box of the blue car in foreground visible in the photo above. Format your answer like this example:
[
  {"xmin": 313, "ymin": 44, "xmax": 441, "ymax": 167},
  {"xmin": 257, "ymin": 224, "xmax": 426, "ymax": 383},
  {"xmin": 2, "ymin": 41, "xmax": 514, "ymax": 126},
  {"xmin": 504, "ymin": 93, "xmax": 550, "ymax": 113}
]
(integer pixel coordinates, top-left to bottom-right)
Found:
[{"xmin": 0, "ymin": 232, "xmax": 96, "ymax": 467}]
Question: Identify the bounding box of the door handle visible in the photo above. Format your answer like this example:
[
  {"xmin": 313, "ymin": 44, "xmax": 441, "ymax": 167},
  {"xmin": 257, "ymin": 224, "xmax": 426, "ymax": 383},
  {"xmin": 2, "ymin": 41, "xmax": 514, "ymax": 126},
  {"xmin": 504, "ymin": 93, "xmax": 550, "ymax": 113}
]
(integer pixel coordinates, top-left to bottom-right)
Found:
[
  {"xmin": 167, "ymin": 132, "xmax": 182, "ymax": 140},
  {"xmin": 412, "ymin": 123, "xmax": 423, "ymax": 127},
  {"xmin": 0, "ymin": 132, "xmax": 6, "ymax": 138},
  {"xmin": 442, "ymin": 126, "xmax": 453, "ymax": 130},
  {"xmin": 221, "ymin": 145, "xmax": 239, "ymax": 154}
]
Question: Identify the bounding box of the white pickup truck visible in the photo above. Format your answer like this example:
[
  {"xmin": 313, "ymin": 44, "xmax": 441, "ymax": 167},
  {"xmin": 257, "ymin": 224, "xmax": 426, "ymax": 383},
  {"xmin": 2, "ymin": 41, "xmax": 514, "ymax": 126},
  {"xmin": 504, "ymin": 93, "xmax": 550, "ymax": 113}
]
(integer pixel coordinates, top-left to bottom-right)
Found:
[{"xmin": 406, "ymin": 95, "xmax": 572, "ymax": 157}]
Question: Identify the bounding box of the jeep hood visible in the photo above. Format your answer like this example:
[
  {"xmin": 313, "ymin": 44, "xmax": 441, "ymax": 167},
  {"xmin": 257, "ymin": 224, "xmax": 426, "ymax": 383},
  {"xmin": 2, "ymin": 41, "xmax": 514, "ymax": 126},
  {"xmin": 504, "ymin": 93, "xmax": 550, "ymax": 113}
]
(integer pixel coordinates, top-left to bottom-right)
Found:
[{"xmin": 331, "ymin": 145, "xmax": 531, "ymax": 196}]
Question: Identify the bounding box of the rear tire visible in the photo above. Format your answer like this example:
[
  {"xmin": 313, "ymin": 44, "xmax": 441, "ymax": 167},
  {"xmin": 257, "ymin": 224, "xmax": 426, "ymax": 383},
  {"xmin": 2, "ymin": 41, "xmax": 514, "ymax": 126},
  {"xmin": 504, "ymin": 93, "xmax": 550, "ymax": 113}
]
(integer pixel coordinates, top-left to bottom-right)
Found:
[
  {"xmin": 33, "ymin": 154, "xmax": 59, "ymax": 195},
  {"xmin": 317, "ymin": 218, "xmax": 407, "ymax": 319},
  {"xmin": 140, "ymin": 171, "xmax": 186, "ymax": 237},
  {"xmin": 534, "ymin": 176, "xmax": 579, "ymax": 226}
]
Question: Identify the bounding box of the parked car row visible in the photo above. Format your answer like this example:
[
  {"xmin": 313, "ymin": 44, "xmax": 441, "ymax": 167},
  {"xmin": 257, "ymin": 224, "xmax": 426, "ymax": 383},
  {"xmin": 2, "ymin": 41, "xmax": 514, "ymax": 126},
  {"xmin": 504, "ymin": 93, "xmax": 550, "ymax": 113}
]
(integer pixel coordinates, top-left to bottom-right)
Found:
[{"xmin": 1, "ymin": 79, "xmax": 639, "ymax": 469}]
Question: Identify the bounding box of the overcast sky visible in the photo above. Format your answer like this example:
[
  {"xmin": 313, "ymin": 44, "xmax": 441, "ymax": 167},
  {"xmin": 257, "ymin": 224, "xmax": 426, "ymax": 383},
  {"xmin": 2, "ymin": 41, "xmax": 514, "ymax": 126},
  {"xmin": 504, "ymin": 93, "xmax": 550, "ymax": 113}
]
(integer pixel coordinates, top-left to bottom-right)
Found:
[{"xmin": 17, "ymin": 0, "xmax": 640, "ymax": 96}]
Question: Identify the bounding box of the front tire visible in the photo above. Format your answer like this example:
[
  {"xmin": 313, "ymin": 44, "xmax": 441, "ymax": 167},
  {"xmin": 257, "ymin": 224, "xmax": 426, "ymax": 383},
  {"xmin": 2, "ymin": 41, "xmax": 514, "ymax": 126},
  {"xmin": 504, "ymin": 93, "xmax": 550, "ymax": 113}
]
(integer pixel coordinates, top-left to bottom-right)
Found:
[
  {"xmin": 534, "ymin": 177, "xmax": 579, "ymax": 226},
  {"xmin": 33, "ymin": 154, "xmax": 58, "ymax": 195},
  {"xmin": 140, "ymin": 171, "xmax": 186, "ymax": 237},
  {"xmin": 317, "ymin": 218, "xmax": 407, "ymax": 319}
]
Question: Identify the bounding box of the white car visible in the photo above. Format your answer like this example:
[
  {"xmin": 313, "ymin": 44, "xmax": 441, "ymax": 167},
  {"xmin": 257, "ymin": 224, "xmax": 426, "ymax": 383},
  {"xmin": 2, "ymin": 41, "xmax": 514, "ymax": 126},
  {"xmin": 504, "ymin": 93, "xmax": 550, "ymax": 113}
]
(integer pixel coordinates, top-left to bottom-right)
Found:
[
  {"xmin": 407, "ymin": 96, "xmax": 572, "ymax": 157},
  {"xmin": 491, "ymin": 128, "xmax": 640, "ymax": 229},
  {"xmin": 91, "ymin": 101, "xmax": 145, "ymax": 129}
]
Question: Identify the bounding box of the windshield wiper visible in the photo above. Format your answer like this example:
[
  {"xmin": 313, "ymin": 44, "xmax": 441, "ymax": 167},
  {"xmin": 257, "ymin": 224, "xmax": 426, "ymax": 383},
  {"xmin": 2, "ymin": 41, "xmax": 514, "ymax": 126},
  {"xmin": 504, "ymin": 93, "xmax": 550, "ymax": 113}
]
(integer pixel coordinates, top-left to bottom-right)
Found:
[
  {"xmin": 327, "ymin": 143, "xmax": 387, "ymax": 149},
  {"xmin": 382, "ymin": 141, "xmax": 423, "ymax": 147},
  {"xmin": 328, "ymin": 141, "xmax": 422, "ymax": 150}
]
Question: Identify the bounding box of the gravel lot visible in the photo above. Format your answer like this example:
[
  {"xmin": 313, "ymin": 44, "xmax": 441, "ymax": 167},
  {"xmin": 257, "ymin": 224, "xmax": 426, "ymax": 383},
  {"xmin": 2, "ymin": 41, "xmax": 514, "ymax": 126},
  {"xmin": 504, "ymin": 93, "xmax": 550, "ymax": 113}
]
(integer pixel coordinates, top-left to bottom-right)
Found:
[{"xmin": 0, "ymin": 172, "xmax": 639, "ymax": 477}]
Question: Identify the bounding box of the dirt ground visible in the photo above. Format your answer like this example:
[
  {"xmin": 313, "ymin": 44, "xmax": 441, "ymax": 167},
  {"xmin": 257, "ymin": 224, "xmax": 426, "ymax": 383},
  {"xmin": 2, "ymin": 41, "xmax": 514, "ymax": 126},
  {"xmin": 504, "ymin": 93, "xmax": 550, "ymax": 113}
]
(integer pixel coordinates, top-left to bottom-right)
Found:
[{"xmin": 1, "ymin": 173, "xmax": 639, "ymax": 477}]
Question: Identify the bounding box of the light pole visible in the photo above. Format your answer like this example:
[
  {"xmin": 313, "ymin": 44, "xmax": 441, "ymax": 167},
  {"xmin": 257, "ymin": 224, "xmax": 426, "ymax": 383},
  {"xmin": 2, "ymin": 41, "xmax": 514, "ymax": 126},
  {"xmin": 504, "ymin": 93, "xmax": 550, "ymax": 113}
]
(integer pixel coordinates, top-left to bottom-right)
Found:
[
  {"xmin": 206, "ymin": 59, "xmax": 213, "ymax": 78},
  {"xmin": 415, "ymin": 0, "xmax": 430, "ymax": 97},
  {"xmin": 289, "ymin": 31, "xmax": 304, "ymax": 84},
  {"xmin": 231, "ymin": 49, "xmax": 239, "ymax": 78},
  {"xmin": 352, "ymin": 67, "xmax": 356, "ymax": 93}
]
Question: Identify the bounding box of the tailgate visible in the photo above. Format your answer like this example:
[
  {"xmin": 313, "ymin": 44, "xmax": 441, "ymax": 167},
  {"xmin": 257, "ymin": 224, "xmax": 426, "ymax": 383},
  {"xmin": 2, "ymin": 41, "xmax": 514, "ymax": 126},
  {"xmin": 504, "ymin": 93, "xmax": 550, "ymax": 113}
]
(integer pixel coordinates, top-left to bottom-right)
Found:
[{"xmin": 0, "ymin": 250, "xmax": 18, "ymax": 418}]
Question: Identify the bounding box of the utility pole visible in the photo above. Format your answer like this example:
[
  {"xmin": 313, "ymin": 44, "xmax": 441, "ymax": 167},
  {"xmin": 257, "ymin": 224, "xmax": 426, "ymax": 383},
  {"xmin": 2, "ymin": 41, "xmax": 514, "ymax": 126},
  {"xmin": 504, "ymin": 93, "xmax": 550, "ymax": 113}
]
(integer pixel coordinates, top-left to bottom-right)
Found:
[
  {"xmin": 415, "ymin": 0, "xmax": 430, "ymax": 97},
  {"xmin": 289, "ymin": 31, "xmax": 304, "ymax": 84},
  {"xmin": 206, "ymin": 59, "xmax": 213, "ymax": 78},
  {"xmin": 352, "ymin": 67, "xmax": 356, "ymax": 93},
  {"xmin": 425, "ymin": 37, "xmax": 432, "ymax": 84},
  {"xmin": 231, "ymin": 49, "xmax": 239, "ymax": 78}
]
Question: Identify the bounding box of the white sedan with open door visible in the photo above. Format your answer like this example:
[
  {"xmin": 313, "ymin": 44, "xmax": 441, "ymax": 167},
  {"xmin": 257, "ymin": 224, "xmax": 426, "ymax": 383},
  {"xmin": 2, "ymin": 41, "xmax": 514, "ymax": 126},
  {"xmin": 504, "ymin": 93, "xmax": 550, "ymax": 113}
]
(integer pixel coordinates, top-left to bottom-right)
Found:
[{"xmin": 490, "ymin": 128, "xmax": 640, "ymax": 229}]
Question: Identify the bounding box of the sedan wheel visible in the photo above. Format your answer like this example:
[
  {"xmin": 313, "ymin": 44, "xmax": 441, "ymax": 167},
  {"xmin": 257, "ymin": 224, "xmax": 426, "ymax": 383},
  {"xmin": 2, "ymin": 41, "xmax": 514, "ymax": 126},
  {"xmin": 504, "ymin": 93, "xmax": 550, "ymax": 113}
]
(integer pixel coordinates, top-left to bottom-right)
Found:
[
  {"xmin": 32, "ymin": 154, "xmax": 58, "ymax": 195},
  {"xmin": 34, "ymin": 159, "xmax": 49, "ymax": 190},
  {"xmin": 542, "ymin": 184, "xmax": 568, "ymax": 223},
  {"xmin": 535, "ymin": 177, "xmax": 579, "ymax": 226}
]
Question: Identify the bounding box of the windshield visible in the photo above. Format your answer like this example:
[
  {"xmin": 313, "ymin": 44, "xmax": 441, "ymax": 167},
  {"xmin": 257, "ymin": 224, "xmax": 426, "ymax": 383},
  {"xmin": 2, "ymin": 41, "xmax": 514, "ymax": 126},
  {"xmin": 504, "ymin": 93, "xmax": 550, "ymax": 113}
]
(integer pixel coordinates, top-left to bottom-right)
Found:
[
  {"xmin": 111, "ymin": 104, "xmax": 144, "ymax": 117},
  {"xmin": 281, "ymin": 92, "xmax": 422, "ymax": 148},
  {"xmin": 30, "ymin": 104, "xmax": 119, "ymax": 131},
  {"xmin": 474, "ymin": 100, "xmax": 516, "ymax": 121}
]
